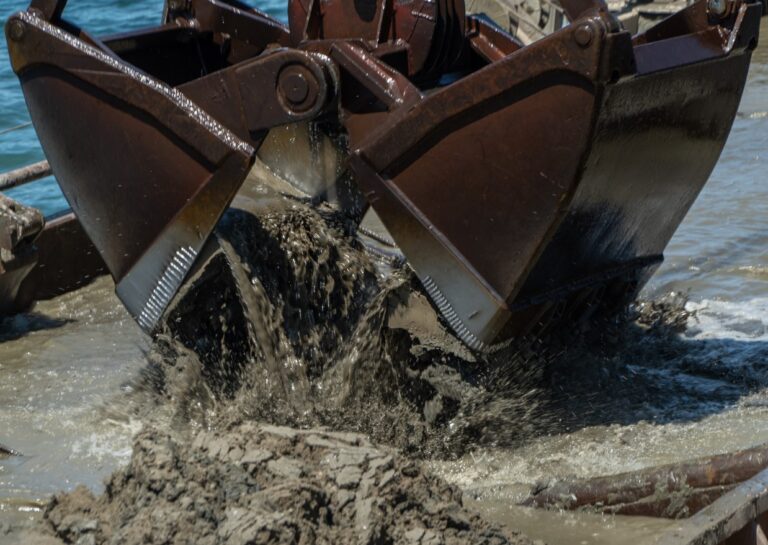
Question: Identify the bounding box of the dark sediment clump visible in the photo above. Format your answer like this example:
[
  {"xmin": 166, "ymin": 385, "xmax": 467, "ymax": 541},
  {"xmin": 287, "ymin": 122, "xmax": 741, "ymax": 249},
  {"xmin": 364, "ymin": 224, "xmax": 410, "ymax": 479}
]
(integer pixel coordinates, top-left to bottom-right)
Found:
[
  {"xmin": 41, "ymin": 424, "xmax": 529, "ymax": 545},
  {"xmin": 19, "ymin": 181, "xmax": 547, "ymax": 544},
  {"xmin": 138, "ymin": 183, "xmax": 553, "ymax": 459}
]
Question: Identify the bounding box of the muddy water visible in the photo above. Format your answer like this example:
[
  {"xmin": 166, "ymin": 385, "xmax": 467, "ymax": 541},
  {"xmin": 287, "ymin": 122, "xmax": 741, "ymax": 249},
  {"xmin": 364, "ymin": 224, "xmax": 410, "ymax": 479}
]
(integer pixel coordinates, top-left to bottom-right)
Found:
[
  {"xmin": 0, "ymin": 17, "xmax": 766, "ymax": 545},
  {"xmin": 0, "ymin": 278, "xmax": 146, "ymax": 534}
]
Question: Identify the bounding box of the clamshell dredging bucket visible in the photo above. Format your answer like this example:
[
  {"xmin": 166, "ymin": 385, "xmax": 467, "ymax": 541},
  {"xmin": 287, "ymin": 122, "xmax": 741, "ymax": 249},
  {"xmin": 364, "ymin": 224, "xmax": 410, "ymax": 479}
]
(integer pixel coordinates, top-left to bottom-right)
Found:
[{"xmin": 5, "ymin": 0, "xmax": 761, "ymax": 349}]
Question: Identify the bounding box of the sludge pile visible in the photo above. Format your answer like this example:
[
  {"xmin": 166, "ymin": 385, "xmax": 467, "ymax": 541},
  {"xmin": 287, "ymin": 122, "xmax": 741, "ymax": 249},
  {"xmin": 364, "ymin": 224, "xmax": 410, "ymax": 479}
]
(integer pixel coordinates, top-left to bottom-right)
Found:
[
  {"xmin": 24, "ymin": 180, "xmax": 547, "ymax": 545},
  {"xmin": 45, "ymin": 425, "xmax": 520, "ymax": 545}
]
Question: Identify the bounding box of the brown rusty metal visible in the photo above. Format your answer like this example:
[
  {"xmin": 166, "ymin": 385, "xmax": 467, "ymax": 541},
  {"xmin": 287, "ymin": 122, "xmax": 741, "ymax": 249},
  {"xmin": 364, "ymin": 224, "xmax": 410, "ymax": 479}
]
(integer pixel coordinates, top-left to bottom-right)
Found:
[
  {"xmin": 345, "ymin": 1, "xmax": 759, "ymax": 348},
  {"xmin": 466, "ymin": 16, "xmax": 524, "ymax": 61},
  {"xmin": 0, "ymin": 159, "xmax": 51, "ymax": 191},
  {"xmin": 6, "ymin": 11, "xmax": 256, "ymax": 330},
  {"xmin": 15, "ymin": 211, "xmax": 106, "ymax": 305},
  {"xmin": 0, "ymin": 190, "xmax": 106, "ymax": 316},
  {"xmin": 655, "ymin": 467, "xmax": 768, "ymax": 545},
  {"xmin": 0, "ymin": 193, "xmax": 43, "ymax": 315},
  {"xmin": 4, "ymin": 0, "xmax": 761, "ymax": 347},
  {"xmin": 161, "ymin": 0, "xmax": 290, "ymax": 64},
  {"xmin": 178, "ymin": 48, "xmax": 337, "ymax": 141},
  {"xmin": 288, "ymin": 0, "xmax": 464, "ymax": 79},
  {"xmin": 522, "ymin": 442, "xmax": 768, "ymax": 519}
]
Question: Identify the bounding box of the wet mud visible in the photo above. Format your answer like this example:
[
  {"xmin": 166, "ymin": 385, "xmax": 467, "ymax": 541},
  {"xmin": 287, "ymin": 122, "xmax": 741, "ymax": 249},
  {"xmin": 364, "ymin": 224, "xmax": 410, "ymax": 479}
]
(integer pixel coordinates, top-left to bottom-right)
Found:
[
  {"xmin": 39, "ymin": 424, "xmax": 526, "ymax": 545},
  {"xmin": 140, "ymin": 178, "xmax": 553, "ymax": 459},
  {"xmin": 11, "ymin": 174, "xmax": 767, "ymax": 544},
  {"xmin": 14, "ymin": 178, "xmax": 552, "ymax": 544}
]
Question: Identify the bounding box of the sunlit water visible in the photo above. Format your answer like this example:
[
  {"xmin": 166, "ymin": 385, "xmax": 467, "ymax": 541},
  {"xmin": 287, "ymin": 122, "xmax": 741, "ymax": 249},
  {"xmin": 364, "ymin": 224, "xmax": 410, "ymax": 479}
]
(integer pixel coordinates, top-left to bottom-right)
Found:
[
  {"xmin": 0, "ymin": 4, "xmax": 765, "ymax": 543},
  {"xmin": 0, "ymin": 278, "xmax": 146, "ymax": 536}
]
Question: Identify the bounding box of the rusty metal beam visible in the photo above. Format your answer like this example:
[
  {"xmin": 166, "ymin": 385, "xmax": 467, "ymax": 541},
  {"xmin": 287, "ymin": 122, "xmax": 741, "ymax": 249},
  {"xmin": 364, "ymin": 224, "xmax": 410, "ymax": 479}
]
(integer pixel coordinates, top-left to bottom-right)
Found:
[
  {"xmin": 15, "ymin": 211, "xmax": 107, "ymax": 304},
  {"xmin": 523, "ymin": 443, "xmax": 768, "ymax": 518},
  {"xmin": 0, "ymin": 160, "xmax": 51, "ymax": 191},
  {"xmin": 657, "ymin": 467, "xmax": 768, "ymax": 545}
]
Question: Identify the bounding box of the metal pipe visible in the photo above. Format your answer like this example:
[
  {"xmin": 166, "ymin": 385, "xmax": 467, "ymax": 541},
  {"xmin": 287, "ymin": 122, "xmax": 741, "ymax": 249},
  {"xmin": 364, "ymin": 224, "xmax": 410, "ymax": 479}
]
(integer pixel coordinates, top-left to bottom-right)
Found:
[
  {"xmin": 0, "ymin": 160, "xmax": 52, "ymax": 191},
  {"xmin": 522, "ymin": 442, "xmax": 768, "ymax": 517},
  {"xmin": 0, "ymin": 121, "xmax": 32, "ymax": 136}
]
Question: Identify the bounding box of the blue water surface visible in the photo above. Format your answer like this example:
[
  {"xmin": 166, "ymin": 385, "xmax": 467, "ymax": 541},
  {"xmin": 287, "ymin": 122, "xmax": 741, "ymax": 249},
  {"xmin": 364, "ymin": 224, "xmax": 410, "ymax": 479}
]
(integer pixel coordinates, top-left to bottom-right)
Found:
[{"xmin": 0, "ymin": 0, "xmax": 285, "ymax": 215}]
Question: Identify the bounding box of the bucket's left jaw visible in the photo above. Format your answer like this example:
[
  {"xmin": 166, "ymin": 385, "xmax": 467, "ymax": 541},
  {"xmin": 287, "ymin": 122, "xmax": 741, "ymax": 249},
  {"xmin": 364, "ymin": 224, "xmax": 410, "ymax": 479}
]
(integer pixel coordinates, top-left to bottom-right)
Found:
[{"xmin": 5, "ymin": 0, "xmax": 337, "ymax": 332}]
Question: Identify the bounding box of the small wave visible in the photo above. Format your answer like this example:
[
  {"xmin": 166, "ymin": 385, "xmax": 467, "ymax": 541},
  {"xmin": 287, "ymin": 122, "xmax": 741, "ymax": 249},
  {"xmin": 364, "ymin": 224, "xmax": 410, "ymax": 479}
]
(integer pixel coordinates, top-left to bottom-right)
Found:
[
  {"xmin": 737, "ymin": 111, "xmax": 768, "ymax": 119},
  {"xmin": 685, "ymin": 297, "xmax": 768, "ymax": 340}
]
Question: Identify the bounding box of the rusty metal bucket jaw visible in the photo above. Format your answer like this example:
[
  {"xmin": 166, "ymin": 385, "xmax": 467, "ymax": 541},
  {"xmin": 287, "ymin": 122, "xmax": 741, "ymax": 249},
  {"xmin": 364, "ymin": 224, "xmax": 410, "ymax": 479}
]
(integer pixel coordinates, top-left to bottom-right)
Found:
[
  {"xmin": 163, "ymin": 0, "xmax": 291, "ymax": 64},
  {"xmin": 342, "ymin": 23, "xmax": 628, "ymax": 351},
  {"xmin": 5, "ymin": 9, "xmax": 338, "ymax": 333},
  {"xmin": 344, "ymin": 0, "xmax": 760, "ymax": 350}
]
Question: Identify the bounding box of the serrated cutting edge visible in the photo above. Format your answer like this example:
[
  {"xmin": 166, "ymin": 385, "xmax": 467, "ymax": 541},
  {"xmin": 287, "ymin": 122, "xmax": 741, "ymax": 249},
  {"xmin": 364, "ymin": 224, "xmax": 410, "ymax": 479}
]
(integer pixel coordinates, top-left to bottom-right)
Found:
[
  {"xmin": 421, "ymin": 275, "xmax": 488, "ymax": 352},
  {"xmin": 136, "ymin": 246, "xmax": 198, "ymax": 331}
]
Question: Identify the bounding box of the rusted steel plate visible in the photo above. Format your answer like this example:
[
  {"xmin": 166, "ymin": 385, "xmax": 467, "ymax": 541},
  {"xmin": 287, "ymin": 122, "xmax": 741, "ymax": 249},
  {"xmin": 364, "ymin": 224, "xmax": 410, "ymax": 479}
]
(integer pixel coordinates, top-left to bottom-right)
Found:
[
  {"xmin": 657, "ymin": 467, "xmax": 768, "ymax": 545},
  {"xmin": 523, "ymin": 443, "xmax": 768, "ymax": 519},
  {"xmin": 349, "ymin": 2, "xmax": 760, "ymax": 348},
  {"xmin": 16, "ymin": 211, "xmax": 106, "ymax": 305}
]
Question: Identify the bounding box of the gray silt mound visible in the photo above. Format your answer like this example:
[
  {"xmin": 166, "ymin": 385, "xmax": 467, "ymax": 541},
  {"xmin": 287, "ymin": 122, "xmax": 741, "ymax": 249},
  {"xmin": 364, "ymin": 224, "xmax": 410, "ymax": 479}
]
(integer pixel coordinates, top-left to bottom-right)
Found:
[{"xmin": 41, "ymin": 424, "xmax": 531, "ymax": 545}]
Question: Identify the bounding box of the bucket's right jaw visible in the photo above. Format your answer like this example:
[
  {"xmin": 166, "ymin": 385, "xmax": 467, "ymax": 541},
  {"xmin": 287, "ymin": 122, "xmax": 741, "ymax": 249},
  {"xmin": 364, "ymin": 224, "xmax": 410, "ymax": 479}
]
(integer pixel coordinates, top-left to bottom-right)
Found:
[
  {"xmin": 345, "ymin": 0, "xmax": 761, "ymax": 350},
  {"xmin": 6, "ymin": 0, "xmax": 337, "ymax": 332}
]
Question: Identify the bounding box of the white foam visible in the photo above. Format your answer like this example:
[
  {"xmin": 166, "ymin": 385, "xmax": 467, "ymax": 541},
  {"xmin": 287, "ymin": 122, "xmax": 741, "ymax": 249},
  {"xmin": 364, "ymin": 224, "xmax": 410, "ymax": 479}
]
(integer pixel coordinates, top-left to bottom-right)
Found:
[{"xmin": 685, "ymin": 297, "xmax": 768, "ymax": 341}]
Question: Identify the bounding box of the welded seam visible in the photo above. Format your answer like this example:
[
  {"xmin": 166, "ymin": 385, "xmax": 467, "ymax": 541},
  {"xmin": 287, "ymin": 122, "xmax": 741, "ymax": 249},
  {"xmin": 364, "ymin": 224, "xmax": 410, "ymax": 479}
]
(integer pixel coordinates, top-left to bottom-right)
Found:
[{"xmin": 17, "ymin": 11, "xmax": 254, "ymax": 155}]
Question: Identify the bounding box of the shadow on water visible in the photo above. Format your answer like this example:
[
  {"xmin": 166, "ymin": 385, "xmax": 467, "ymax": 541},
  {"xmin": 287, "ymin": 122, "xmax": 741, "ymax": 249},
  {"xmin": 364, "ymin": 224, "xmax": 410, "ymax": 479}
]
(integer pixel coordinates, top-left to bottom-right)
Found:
[
  {"xmin": 0, "ymin": 312, "xmax": 71, "ymax": 342},
  {"xmin": 540, "ymin": 303, "xmax": 768, "ymax": 433}
]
